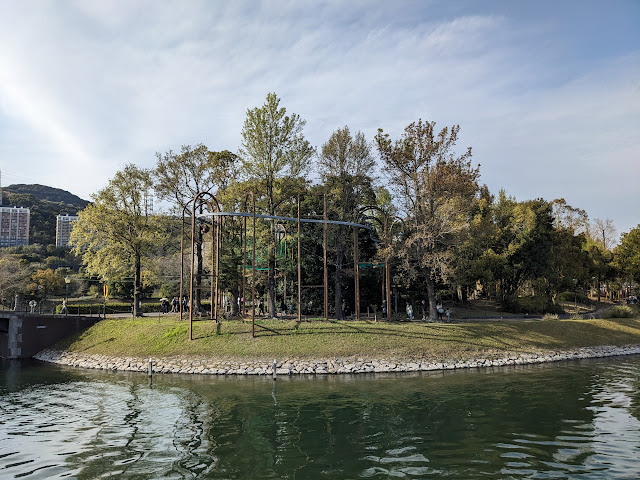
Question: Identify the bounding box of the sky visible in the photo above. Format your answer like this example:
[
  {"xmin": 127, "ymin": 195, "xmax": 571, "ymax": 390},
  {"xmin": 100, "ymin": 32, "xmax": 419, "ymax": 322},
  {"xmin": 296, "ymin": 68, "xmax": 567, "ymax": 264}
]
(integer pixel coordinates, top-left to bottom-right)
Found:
[{"xmin": 0, "ymin": 0, "xmax": 638, "ymax": 236}]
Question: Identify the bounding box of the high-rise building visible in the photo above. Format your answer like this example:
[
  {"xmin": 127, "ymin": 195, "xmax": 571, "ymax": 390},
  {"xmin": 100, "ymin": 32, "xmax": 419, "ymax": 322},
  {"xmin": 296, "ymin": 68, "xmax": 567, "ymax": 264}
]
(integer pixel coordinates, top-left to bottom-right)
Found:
[
  {"xmin": 56, "ymin": 214, "xmax": 79, "ymax": 247},
  {"xmin": 0, "ymin": 206, "xmax": 30, "ymax": 247}
]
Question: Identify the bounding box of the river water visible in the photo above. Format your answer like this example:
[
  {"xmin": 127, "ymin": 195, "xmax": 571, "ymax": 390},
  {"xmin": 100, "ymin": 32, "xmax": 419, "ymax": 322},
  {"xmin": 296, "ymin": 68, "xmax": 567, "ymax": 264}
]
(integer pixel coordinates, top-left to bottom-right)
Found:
[{"xmin": 1, "ymin": 356, "xmax": 639, "ymax": 479}]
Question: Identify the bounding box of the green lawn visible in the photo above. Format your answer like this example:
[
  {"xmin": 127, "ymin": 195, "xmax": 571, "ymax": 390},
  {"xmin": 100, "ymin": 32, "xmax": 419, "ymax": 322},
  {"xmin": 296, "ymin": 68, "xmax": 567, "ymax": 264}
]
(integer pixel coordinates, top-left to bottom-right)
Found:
[{"xmin": 55, "ymin": 314, "xmax": 640, "ymax": 361}]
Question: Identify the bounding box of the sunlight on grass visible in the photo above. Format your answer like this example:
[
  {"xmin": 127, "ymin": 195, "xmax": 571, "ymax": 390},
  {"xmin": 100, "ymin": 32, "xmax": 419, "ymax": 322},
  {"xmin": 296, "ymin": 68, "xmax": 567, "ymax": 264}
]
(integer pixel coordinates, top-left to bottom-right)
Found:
[{"xmin": 54, "ymin": 314, "xmax": 640, "ymax": 361}]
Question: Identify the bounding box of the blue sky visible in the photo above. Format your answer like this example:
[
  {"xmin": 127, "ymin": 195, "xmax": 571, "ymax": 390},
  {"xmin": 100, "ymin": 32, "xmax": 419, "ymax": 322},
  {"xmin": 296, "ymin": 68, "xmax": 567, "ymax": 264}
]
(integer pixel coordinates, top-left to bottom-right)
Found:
[{"xmin": 1, "ymin": 0, "xmax": 638, "ymax": 236}]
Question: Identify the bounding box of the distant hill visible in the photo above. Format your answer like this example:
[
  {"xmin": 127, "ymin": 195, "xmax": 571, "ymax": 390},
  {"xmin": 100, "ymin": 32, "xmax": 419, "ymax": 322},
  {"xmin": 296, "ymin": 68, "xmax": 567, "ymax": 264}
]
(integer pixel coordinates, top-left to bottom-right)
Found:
[
  {"xmin": 3, "ymin": 184, "xmax": 89, "ymax": 206},
  {"xmin": 2, "ymin": 184, "xmax": 90, "ymax": 246}
]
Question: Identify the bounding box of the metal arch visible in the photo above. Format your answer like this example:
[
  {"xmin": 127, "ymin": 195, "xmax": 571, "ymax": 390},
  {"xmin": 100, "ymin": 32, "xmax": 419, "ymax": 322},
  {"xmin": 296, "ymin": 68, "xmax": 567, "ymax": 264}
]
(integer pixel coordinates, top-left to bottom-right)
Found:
[{"xmin": 187, "ymin": 192, "xmax": 222, "ymax": 340}]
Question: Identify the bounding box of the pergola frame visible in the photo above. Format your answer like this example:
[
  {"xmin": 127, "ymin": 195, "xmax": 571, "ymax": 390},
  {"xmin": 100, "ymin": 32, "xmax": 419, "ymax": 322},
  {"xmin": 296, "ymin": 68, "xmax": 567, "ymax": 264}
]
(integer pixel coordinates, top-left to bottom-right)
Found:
[{"xmin": 180, "ymin": 192, "xmax": 382, "ymax": 338}]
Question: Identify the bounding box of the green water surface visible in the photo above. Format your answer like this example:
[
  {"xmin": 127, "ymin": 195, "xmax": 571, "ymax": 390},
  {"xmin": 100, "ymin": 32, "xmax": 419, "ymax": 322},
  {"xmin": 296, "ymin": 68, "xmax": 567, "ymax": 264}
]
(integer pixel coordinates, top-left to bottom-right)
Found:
[{"xmin": 1, "ymin": 356, "xmax": 639, "ymax": 479}]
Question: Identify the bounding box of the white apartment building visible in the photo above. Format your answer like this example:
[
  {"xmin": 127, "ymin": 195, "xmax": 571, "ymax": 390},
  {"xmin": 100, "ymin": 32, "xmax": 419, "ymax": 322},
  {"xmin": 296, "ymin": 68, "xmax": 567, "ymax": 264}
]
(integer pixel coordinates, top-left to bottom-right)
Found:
[
  {"xmin": 56, "ymin": 214, "xmax": 79, "ymax": 247},
  {"xmin": 0, "ymin": 206, "xmax": 30, "ymax": 247}
]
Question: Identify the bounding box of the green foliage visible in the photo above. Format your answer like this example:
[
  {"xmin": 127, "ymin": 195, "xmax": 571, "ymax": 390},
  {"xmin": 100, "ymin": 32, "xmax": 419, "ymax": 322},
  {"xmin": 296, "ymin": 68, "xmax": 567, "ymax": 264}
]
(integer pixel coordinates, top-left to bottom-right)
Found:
[
  {"xmin": 557, "ymin": 291, "xmax": 591, "ymax": 304},
  {"xmin": 28, "ymin": 268, "xmax": 64, "ymax": 300},
  {"xmin": 87, "ymin": 285, "xmax": 101, "ymax": 298},
  {"xmin": 502, "ymin": 296, "xmax": 564, "ymax": 315},
  {"xmin": 239, "ymin": 92, "xmax": 314, "ymax": 191},
  {"xmin": 376, "ymin": 119, "xmax": 479, "ymax": 318},
  {"xmin": 615, "ymin": 224, "xmax": 640, "ymax": 283},
  {"xmin": 158, "ymin": 283, "xmax": 179, "ymax": 299},
  {"xmin": 0, "ymin": 254, "xmax": 30, "ymax": 304},
  {"xmin": 70, "ymin": 165, "xmax": 163, "ymax": 316},
  {"xmin": 602, "ymin": 305, "xmax": 634, "ymax": 318}
]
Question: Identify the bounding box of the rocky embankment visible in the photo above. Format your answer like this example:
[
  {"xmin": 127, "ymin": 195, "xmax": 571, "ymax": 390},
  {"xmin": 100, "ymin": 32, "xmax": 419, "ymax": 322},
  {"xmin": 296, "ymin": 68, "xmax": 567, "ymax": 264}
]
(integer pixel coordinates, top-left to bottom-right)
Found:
[{"xmin": 34, "ymin": 345, "xmax": 640, "ymax": 375}]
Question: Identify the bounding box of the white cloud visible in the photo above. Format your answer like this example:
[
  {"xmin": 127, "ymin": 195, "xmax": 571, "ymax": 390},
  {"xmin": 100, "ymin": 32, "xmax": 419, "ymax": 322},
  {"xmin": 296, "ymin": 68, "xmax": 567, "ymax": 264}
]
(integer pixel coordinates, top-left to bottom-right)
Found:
[{"xmin": 0, "ymin": 0, "xmax": 637, "ymax": 233}]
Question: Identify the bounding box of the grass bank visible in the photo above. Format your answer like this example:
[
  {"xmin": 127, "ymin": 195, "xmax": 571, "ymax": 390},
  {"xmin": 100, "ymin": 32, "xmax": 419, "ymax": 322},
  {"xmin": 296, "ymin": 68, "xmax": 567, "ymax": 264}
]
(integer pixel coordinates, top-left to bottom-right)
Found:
[{"xmin": 55, "ymin": 314, "xmax": 640, "ymax": 361}]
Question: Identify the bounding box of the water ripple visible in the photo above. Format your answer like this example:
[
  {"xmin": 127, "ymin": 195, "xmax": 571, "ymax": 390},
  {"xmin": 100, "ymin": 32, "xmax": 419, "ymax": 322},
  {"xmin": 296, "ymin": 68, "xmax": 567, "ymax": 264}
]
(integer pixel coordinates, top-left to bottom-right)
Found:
[{"xmin": 1, "ymin": 357, "xmax": 639, "ymax": 478}]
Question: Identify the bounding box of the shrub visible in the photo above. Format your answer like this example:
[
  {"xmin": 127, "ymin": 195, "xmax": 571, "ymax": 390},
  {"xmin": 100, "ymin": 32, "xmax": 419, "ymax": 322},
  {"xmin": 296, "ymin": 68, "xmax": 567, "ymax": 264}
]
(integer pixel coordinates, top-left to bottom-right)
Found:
[
  {"xmin": 502, "ymin": 296, "xmax": 564, "ymax": 315},
  {"xmin": 542, "ymin": 313, "xmax": 559, "ymax": 321},
  {"xmin": 569, "ymin": 313, "xmax": 584, "ymax": 320},
  {"xmin": 557, "ymin": 291, "xmax": 591, "ymax": 304},
  {"xmin": 158, "ymin": 282, "xmax": 179, "ymax": 299},
  {"xmin": 603, "ymin": 305, "xmax": 634, "ymax": 319}
]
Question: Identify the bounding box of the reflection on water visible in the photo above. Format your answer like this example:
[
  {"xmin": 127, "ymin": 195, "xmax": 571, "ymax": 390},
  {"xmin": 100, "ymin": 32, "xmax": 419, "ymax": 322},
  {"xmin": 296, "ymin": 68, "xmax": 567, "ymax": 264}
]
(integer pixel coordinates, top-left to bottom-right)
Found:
[{"xmin": 1, "ymin": 356, "xmax": 639, "ymax": 479}]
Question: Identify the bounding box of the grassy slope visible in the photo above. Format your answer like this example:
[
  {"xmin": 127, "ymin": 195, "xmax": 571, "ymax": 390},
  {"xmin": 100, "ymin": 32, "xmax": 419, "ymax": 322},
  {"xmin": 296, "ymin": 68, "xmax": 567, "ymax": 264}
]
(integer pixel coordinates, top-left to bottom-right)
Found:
[{"xmin": 54, "ymin": 315, "xmax": 640, "ymax": 361}]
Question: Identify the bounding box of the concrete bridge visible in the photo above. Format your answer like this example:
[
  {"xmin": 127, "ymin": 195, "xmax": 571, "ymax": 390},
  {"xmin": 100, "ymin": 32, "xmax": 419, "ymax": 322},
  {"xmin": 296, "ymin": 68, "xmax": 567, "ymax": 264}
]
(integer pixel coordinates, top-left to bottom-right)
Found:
[{"xmin": 0, "ymin": 312, "xmax": 100, "ymax": 359}]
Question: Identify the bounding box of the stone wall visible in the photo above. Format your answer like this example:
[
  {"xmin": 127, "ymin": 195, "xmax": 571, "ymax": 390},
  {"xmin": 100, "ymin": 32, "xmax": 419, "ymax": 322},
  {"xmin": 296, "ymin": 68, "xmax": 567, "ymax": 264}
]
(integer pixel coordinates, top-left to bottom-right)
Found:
[
  {"xmin": 34, "ymin": 344, "xmax": 640, "ymax": 375},
  {"xmin": 0, "ymin": 313, "xmax": 100, "ymax": 359}
]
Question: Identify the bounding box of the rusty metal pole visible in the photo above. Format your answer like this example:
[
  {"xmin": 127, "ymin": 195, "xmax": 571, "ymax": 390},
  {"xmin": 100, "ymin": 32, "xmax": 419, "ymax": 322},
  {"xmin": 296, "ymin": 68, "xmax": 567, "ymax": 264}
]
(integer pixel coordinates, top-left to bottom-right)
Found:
[
  {"xmin": 354, "ymin": 227, "xmax": 360, "ymax": 320},
  {"xmin": 180, "ymin": 210, "xmax": 184, "ymax": 321},
  {"xmin": 179, "ymin": 202, "xmax": 190, "ymax": 321},
  {"xmin": 242, "ymin": 215, "xmax": 246, "ymax": 319},
  {"xmin": 189, "ymin": 199, "xmax": 197, "ymax": 341},
  {"xmin": 214, "ymin": 215, "xmax": 219, "ymax": 322},
  {"xmin": 252, "ymin": 193, "xmax": 256, "ymax": 338},
  {"xmin": 323, "ymin": 194, "xmax": 328, "ymax": 321},
  {"xmin": 297, "ymin": 195, "xmax": 302, "ymax": 323},
  {"xmin": 385, "ymin": 216, "xmax": 391, "ymax": 321}
]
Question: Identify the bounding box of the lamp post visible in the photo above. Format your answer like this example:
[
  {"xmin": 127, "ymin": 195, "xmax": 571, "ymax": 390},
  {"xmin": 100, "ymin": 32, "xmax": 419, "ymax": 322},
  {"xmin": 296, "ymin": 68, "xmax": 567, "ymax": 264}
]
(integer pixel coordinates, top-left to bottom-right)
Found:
[{"xmin": 64, "ymin": 275, "xmax": 71, "ymax": 315}]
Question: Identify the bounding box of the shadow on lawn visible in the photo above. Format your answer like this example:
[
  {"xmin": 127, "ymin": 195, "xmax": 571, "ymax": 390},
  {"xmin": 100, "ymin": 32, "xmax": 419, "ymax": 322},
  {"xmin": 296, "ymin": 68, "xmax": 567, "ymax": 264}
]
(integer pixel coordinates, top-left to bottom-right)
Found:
[{"xmin": 191, "ymin": 317, "xmax": 640, "ymax": 352}]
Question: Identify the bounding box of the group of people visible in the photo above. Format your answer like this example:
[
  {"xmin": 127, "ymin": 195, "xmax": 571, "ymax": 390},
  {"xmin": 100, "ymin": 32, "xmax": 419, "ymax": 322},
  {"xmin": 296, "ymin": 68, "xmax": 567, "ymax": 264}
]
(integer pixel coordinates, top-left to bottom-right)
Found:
[
  {"xmin": 160, "ymin": 297, "xmax": 189, "ymax": 314},
  {"xmin": 381, "ymin": 299, "xmax": 451, "ymax": 322}
]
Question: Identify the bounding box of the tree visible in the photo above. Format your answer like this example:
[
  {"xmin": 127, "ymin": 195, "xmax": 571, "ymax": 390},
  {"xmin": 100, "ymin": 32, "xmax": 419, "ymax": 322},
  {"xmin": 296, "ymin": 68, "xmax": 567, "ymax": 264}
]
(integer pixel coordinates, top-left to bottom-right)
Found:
[
  {"xmin": 588, "ymin": 218, "xmax": 617, "ymax": 251},
  {"xmin": 70, "ymin": 165, "xmax": 161, "ymax": 317},
  {"xmin": 551, "ymin": 198, "xmax": 588, "ymax": 235},
  {"xmin": 154, "ymin": 145, "xmax": 239, "ymax": 313},
  {"xmin": 27, "ymin": 268, "xmax": 64, "ymax": 302},
  {"xmin": 586, "ymin": 218, "xmax": 618, "ymax": 302},
  {"xmin": 615, "ymin": 224, "xmax": 640, "ymax": 292},
  {"xmin": 318, "ymin": 126, "xmax": 376, "ymax": 318},
  {"xmin": 0, "ymin": 254, "xmax": 30, "ymax": 308},
  {"xmin": 376, "ymin": 120, "xmax": 480, "ymax": 320},
  {"xmin": 239, "ymin": 92, "xmax": 314, "ymax": 316}
]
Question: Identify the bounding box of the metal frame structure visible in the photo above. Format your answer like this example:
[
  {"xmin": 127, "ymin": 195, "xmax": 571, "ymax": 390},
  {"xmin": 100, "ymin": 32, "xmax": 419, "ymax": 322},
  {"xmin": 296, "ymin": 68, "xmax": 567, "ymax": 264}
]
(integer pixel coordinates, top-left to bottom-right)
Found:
[
  {"xmin": 179, "ymin": 192, "xmax": 221, "ymax": 340},
  {"xmin": 180, "ymin": 192, "xmax": 378, "ymax": 338}
]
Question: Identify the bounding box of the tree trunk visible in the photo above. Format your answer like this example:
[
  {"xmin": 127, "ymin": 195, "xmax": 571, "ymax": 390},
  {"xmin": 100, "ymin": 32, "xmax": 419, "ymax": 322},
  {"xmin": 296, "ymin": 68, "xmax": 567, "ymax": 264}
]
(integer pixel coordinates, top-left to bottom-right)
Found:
[
  {"xmin": 230, "ymin": 288, "xmax": 239, "ymax": 316},
  {"xmin": 134, "ymin": 256, "xmax": 143, "ymax": 317},
  {"xmin": 426, "ymin": 275, "xmax": 437, "ymax": 321}
]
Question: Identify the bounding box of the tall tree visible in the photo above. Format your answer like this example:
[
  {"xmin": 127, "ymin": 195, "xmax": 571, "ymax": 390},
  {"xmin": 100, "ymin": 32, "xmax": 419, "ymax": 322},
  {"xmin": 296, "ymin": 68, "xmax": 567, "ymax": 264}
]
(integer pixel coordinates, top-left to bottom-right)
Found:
[
  {"xmin": 586, "ymin": 218, "xmax": 617, "ymax": 302},
  {"xmin": 318, "ymin": 126, "xmax": 376, "ymax": 318},
  {"xmin": 70, "ymin": 165, "xmax": 160, "ymax": 317},
  {"xmin": 154, "ymin": 145, "xmax": 238, "ymax": 313},
  {"xmin": 615, "ymin": 224, "xmax": 640, "ymax": 290},
  {"xmin": 239, "ymin": 92, "xmax": 314, "ymax": 317},
  {"xmin": 551, "ymin": 198, "xmax": 588, "ymax": 235},
  {"xmin": 588, "ymin": 218, "xmax": 617, "ymax": 251},
  {"xmin": 376, "ymin": 120, "xmax": 479, "ymax": 320}
]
